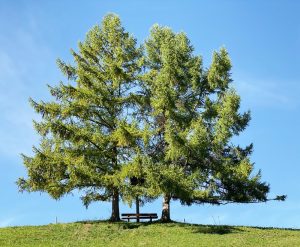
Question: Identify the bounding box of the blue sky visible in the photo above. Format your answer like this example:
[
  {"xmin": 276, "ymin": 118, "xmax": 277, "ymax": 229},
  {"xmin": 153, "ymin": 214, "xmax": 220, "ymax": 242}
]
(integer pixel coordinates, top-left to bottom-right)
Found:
[{"xmin": 0, "ymin": 0, "xmax": 299, "ymax": 228}]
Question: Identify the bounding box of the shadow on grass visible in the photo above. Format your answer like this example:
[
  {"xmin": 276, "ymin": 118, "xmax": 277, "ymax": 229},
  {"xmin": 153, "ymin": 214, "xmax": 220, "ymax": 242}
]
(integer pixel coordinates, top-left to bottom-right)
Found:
[
  {"xmin": 75, "ymin": 219, "xmax": 242, "ymax": 234},
  {"xmin": 155, "ymin": 221, "xmax": 243, "ymax": 235},
  {"xmin": 240, "ymin": 225, "xmax": 300, "ymax": 232},
  {"xmin": 189, "ymin": 225, "xmax": 241, "ymax": 235},
  {"xmin": 75, "ymin": 219, "xmax": 147, "ymax": 230}
]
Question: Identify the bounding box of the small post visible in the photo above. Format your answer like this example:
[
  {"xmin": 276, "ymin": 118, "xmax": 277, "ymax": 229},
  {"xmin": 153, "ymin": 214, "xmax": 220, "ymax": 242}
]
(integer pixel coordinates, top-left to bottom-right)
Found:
[{"xmin": 55, "ymin": 216, "xmax": 58, "ymax": 224}]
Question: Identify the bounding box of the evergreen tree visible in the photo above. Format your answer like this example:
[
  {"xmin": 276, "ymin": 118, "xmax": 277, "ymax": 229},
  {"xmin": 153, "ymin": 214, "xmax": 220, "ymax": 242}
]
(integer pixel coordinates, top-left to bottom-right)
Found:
[
  {"xmin": 17, "ymin": 14, "xmax": 143, "ymax": 222},
  {"xmin": 18, "ymin": 15, "xmax": 285, "ymax": 223},
  {"xmin": 140, "ymin": 25, "xmax": 285, "ymax": 222}
]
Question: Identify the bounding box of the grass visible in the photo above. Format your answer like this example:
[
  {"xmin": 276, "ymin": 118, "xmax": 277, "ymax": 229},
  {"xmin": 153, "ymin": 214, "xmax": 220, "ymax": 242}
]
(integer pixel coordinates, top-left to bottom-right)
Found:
[{"xmin": 1, "ymin": 220, "xmax": 300, "ymax": 246}]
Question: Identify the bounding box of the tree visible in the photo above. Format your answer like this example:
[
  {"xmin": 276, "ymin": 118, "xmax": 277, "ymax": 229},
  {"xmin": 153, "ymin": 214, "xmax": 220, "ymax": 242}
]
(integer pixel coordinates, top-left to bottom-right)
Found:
[
  {"xmin": 140, "ymin": 25, "xmax": 285, "ymax": 222},
  {"xmin": 17, "ymin": 14, "xmax": 143, "ymax": 222},
  {"xmin": 18, "ymin": 15, "xmax": 284, "ymax": 223}
]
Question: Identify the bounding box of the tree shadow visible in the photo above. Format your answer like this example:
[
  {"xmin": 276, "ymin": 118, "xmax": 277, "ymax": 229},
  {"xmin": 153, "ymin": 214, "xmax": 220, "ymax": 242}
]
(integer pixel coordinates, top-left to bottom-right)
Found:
[
  {"xmin": 241, "ymin": 225, "xmax": 300, "ymax": 231},
  {"xmin": 190, "ymin": 225, "xmax": 242, "ymax": 235},
  {"xmin": 160, "ymin": 222, "xmax": 243, "ymax": 235},
  {"xmin": 75, "ymin": 219, "xmax": 146, "ymax": 230},
  {"xmin": 75, "ymin": 219, "xmax": 243, "ymax": 234}
]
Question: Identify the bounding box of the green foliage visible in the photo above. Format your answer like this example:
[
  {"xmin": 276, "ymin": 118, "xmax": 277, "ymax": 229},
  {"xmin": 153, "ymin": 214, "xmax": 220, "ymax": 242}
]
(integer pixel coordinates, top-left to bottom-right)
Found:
[
  {"xmin": 208, "ymin": 48, "xmax": 232, "ymax": 91},
  {"xmin": 18, "ymin": 14, "xmax": 143, "ymax": 213},
  {"xmin": 19, "ymin": 14, "xmax": 279, "ymax": 221},
  {"xmin": 138, "ymin": 24, "xmax": 271, "ymax": 210}
]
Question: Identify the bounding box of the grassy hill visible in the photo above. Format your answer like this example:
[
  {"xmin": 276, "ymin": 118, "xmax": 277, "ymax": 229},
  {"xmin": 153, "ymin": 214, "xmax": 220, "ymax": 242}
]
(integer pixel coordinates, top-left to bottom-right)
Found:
[{"xmin": 1, "ymin": 221, "xmax": 300, "ymax": 247}]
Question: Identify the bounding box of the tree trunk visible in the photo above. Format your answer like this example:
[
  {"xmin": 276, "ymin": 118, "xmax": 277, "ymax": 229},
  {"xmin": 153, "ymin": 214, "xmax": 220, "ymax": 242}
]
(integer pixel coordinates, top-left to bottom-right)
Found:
[
  {"xmin": 110, "ymin": 144, "xmax": 120, "ymax": 222},
  {"xmin": 110, "ymin": 188, "xmax": 120, "ymax": 222},
  {"xmin": 136, "ymin": 196, "xmax": 140, "ymax": 222},
  {"xmin": 161, "ymin": 194, "xmax": 171, "ymax": 222}
]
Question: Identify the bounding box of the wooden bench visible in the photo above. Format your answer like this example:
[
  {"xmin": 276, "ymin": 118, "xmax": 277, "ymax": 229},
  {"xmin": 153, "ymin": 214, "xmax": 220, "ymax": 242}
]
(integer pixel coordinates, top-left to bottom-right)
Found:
[{"xmin": 121, "ymin": 213, "xmax": 158, "ymax": 222}]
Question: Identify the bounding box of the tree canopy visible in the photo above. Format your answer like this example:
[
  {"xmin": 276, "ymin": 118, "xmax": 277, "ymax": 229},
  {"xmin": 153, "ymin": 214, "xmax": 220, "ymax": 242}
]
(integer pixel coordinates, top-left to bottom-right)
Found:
[
  {"xmin": 18, "ymin": 14, "xmax": 143, "ymax": 221},
  {"xmin": 135, "ymin": 25, "xmax": 280, "ymax": 222},
  {"xmin": 18, "ymin": 14, "xmax": 285, "ymax": 222}
]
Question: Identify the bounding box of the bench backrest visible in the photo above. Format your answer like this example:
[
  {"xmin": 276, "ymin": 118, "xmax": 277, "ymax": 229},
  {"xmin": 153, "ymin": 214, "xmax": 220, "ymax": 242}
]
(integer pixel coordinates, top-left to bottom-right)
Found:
[{"xmin": 121, "ymin": 213, "xmax": 157, "ymax": 217}]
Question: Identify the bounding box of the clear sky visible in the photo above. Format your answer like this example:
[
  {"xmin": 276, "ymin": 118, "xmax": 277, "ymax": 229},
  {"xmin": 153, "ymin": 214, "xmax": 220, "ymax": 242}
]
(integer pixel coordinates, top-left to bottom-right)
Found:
[{"xmin": 0, "ymin": 0, "xmax": 299, "ymax": 228}]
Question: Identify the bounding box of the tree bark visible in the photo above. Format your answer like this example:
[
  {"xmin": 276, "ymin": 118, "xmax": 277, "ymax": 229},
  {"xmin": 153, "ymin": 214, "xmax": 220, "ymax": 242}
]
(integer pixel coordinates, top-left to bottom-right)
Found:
[
  {"xmin": 110, "ymin": 144, "xmax": 120, "ymax": 222},
  {"xmin": 161, "ymin": 194, "xmax": 171, "ymax": 222},
  {"xmin": 110, "ymin": 188, "xmax": 120, "ymax": 222},
  {"xmin": 136, "ymin": 196, "xmax": 140, "ymax": 222}
]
